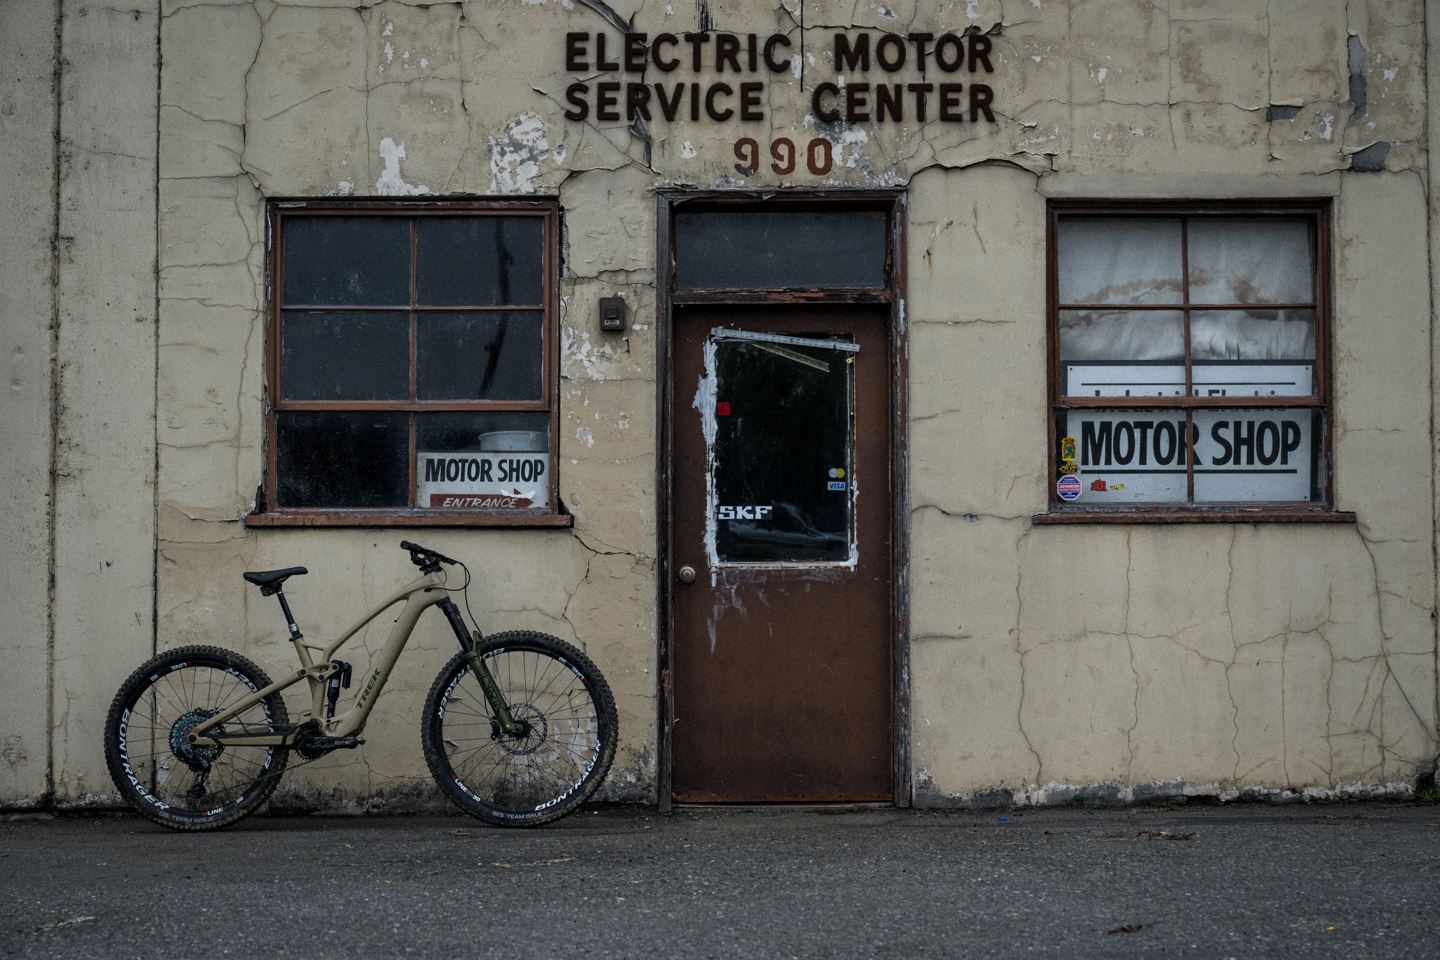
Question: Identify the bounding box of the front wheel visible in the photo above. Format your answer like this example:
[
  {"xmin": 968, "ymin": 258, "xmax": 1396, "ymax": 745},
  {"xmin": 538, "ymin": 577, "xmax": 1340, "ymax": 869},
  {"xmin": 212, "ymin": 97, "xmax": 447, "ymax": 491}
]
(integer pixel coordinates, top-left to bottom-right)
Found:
[{"xmin": 422, "ymin": 631, "xmax": 618, "ymax": 826}]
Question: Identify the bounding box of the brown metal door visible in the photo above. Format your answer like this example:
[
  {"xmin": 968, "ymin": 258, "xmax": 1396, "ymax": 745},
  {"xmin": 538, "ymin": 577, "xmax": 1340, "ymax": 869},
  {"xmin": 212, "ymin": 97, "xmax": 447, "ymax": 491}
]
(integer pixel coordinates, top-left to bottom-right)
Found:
[{"xmin": 670, "ymin": 306, "xmax": 893, "ymax": 802}]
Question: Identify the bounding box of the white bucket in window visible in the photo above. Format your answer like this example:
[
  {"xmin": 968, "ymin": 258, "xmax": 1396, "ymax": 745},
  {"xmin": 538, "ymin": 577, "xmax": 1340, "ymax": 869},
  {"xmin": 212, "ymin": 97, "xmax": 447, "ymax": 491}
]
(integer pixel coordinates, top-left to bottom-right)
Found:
[{"xmin": 478, "ymin": 430, "xmax": 547, "ymax": 452}]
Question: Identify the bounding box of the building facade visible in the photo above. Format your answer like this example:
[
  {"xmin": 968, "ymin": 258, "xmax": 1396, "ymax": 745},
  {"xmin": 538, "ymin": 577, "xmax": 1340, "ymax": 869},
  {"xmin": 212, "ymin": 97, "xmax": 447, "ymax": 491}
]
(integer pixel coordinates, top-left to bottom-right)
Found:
[{"xmin": 3, "ymin": 0, "xmax": 1439, "ymax": 810}]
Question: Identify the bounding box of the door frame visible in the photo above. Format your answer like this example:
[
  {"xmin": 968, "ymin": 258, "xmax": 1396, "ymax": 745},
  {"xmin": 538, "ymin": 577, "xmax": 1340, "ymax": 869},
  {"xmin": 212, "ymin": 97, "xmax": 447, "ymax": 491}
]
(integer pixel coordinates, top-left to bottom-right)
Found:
[{"xmin": 654, "ymin": 189, "xmax": 911, "ymax": 809}]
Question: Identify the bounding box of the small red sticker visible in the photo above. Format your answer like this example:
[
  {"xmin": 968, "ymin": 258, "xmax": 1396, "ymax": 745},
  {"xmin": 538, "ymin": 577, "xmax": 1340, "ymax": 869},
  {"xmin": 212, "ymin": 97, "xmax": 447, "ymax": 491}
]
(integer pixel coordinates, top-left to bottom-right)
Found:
[
  {"xmin": 716, "ymin": 401, "xmax": 732, "ymax": 416},
  {"xmin": 1090, "ymin": 479, "xmax": 1107, "ymax": 492}
]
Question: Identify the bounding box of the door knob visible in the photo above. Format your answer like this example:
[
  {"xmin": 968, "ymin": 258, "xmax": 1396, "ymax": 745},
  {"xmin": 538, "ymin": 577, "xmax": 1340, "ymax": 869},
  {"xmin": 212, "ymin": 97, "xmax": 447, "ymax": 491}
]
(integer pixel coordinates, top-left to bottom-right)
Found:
[{"xmin": 677, "ymin": 565, "xmax": 697, "ymax": 584}]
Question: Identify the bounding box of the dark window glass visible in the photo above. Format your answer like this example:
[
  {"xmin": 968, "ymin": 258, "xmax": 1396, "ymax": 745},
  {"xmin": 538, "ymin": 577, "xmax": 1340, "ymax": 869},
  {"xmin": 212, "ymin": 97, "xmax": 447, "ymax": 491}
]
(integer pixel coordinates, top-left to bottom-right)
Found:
[
  {"xmin": 282, "ymin": 311, "xmax": 409, "ymax": 400},
  {"xmin": 675, "ymin": 211, "xmax": 887, "ymax": 289},
  {"xmin": 276, "ymin": 412, "xmax": 408, "ymax": 508},
  {"xmin": 416, "ymin": 217, "xmax": 544, "ymax": 306},
  {"xmin": 281, "ymin": 218, "xmax": 410, "ymax": 306},
  {"xmin": 417, "ymin": 312, "xmax": 542, "ymax": 401},
  {"xmin": 712, "ymin": 335, "xmax": 853, "ymax": 563}
]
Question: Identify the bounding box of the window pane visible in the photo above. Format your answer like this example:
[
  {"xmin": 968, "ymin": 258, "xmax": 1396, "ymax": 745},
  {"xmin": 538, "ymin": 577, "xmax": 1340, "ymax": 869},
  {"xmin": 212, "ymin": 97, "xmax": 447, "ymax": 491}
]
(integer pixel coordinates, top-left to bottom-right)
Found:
[
  {"xmin": 675, "ymin": 211, "xmax": 886, "ymax": 289},
  {"xmin": 415, "ymin": 412, "xmax": 550, "ymax": 510},
  {"xmin": 1058, "ymin": 410, "xmax": 1190, "ymax": 503},
  {"xmin": 282, "ymin": 311, "xmax": 409, "ymax": 400},
  {"xmin": 1191, "ymin": 308, "xmax": 1315, "ymax": 361},
  {"xmin": 1187, "ymin": 219, "xmax": 1313, "ymax": 304},
  {"xmin": 1059, "ymin": 311, "xmax": 1184, "ymax": 398},
  {"xmin": 1193, "ymin": 410, "xmax": 1320, "ymax": 502},
  {"xmin": 417, "ymin": 312, "xmax": 542, "ymax": 401},
  {"xmin": 416, "ymin": 217, "xmax": 543, "ymax": 306},
  {"xmin": 1057, "ymin": 219, "xmax": 1182, "ymax": 304},
  {"xmin": 276, "ymin": 412, "xmax": 407, "ymax": 508},
  {"xmin": 711, "ymin": 334, "xmax": 854, "ymax": 563},
  {"xmin": 281, "ymin": 217, "xmax": 410, "ymax": 306}
]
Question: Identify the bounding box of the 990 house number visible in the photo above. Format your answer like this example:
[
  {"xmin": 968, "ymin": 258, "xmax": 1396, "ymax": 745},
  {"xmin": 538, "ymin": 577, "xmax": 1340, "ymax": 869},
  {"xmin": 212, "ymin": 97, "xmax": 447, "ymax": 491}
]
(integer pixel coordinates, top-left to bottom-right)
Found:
[{"xmin": 733, "ymin": 137, "xmax": 834, "ymax": 176}]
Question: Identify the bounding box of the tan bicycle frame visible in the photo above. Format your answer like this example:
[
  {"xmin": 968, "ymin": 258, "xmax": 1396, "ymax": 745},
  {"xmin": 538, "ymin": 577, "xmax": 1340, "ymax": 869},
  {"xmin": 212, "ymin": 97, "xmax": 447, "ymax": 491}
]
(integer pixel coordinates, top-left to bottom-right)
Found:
[{"xmin": 188, "ymin": 569, "xmax": 450, "ymax": 748}]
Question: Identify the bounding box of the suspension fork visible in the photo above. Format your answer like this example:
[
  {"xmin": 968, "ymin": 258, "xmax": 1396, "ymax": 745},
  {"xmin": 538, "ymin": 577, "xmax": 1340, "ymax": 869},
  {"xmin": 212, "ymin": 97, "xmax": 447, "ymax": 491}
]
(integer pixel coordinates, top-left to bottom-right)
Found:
[{"xmin": 436, "ymin": 598, "xmax": 527, "ymax": 736}]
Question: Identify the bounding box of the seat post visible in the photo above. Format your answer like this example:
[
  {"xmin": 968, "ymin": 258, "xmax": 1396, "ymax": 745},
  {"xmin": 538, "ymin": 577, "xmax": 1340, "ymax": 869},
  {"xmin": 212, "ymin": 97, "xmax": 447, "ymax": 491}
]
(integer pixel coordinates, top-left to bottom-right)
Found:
[{"xmin": 274, "ymin": 590, "xmax": 303, "ymax": 642}]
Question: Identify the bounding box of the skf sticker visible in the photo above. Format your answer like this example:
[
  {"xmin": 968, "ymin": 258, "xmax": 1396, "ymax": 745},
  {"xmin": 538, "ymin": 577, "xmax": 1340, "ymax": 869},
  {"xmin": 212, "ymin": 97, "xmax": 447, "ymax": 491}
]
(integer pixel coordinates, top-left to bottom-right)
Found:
[
  {"xmin": 1090, "ymin": 479, "xmax": 1107, "ymax": 492},
  {"xmin": 827, "ymin": 481, "xmax": 847, "ymax": 491},
  {"xmin": 717, "ymin": 505, "xmax": 773, "ymax": 520},
  {"xmin": 1057, "ymin": 475, "xmax": 1082, "ymax": 502}
]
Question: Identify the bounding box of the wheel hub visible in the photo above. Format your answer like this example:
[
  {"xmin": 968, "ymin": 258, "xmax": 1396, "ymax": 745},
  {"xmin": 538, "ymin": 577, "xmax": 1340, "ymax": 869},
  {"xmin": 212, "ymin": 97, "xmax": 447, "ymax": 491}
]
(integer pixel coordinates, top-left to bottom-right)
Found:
[
  {"xmin": 169, "ymin": 709, "xmax": 221, "ymax": 767},
  {"xmin": 490, "ymin": 703, "xmax": 547, "ymax": 756}
]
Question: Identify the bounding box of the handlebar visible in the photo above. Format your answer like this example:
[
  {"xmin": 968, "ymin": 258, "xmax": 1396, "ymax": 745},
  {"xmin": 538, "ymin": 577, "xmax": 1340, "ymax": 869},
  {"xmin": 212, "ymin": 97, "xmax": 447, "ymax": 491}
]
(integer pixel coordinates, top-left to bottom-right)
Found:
[{"xmin": 400, "ymin": 540, "xmax": 459, "ymax": 567}]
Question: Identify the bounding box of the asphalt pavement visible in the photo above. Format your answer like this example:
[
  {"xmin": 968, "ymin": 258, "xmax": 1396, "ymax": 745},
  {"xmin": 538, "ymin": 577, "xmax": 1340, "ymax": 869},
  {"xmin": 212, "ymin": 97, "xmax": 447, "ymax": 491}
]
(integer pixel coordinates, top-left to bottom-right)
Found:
[{"xmin": 2, "ymin": 803, "xmax": 1438, "ymax": 958}]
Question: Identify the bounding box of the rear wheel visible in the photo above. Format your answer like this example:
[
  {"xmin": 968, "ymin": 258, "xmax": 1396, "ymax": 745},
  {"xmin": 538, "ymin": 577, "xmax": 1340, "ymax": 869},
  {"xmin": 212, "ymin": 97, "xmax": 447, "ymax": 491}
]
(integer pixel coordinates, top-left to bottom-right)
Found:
[
  {"xmin": 422, "ymin": 631, "xmax": 618, "ymax": 826},
  {"xmin": 103, "ymin": 645, "xmax": 289, "ymax": 831}
]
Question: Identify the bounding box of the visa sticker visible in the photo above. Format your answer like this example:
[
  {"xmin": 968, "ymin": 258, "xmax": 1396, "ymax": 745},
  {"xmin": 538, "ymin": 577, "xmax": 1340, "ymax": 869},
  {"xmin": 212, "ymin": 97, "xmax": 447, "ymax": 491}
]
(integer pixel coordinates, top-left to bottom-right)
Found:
[{"xmin": 827, "ymin": 481, "xmax": 847, "ymax": 491}]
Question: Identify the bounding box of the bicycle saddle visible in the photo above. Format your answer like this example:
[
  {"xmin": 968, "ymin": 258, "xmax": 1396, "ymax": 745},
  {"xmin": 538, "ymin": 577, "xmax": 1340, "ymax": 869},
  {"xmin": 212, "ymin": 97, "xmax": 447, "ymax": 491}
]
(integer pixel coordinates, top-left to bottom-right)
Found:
[{"xmin": 242, "ymin": 567, "xmax": 308, "ymax": 587}]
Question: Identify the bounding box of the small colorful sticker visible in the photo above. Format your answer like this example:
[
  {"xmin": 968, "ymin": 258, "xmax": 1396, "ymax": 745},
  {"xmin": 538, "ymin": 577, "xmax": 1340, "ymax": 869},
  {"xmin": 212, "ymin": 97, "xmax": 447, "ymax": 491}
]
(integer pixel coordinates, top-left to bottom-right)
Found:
[
  {"xmin": 1057, "ymin": 475, "xmax": 1082, "ymax": 502},
  {"xmin": 1090, "ymin": 479, "xmax": 1107, "ymax": 492},
  {"xmin": 1058, "ymin": 462, "xmax": 1079, "ymax": 475},
  {"xmin": 828, "ymin": 467, "xmax": 846, "ymax": 479},
  {"xmin": 1112, "ymin": 483, "xmax": 1126, "ymax": 491},
  {"xmin": 1060, "ymin": 435, "xmax": 1078, "ymax": 463},
  {"xmin": 716, "ymin": 401, "xmax": 732, "ymax": 416},
  {"xmin": 827, "ymin": 481, "xmax": 847, "ymax": 491}
]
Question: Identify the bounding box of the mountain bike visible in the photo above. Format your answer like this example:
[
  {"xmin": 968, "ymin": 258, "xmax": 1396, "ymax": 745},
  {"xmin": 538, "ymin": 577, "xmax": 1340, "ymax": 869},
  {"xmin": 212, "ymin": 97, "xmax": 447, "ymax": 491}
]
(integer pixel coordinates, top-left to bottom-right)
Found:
[{"xmin": 103, "ymin": 540, "xmax": 617, "ymax": 831}]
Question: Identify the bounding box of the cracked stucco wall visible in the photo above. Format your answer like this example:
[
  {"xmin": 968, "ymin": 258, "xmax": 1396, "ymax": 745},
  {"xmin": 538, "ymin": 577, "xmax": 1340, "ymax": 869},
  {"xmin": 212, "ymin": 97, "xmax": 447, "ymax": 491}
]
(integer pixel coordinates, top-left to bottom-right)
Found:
[
  {"xmin": 5, "ymin": 0, "xmax": 1434, "ymax": 809},
  {"xmin": 0, "ymin": 0, "xmax": 61, "ymax": 805}
]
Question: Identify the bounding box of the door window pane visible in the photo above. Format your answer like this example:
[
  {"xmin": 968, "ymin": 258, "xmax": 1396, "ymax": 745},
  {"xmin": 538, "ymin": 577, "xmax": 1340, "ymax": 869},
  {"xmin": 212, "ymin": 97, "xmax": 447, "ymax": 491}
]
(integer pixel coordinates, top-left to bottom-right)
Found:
[
  {"xmin": 282, "ymin": 311, "xmax": 409, "ymax": 400},
  {"xmin": 416, "ymin": 217, "xmax": 543, "ymax": 306},
  {"xmin": 417, "ymin": 312, "xmax": 542, "ymax": 401},
  {"xmin": 276, "ymin": 412, "xmax": 408, "ymax": 508},
  {"xmin": 711, "ymin": 334, "xmax": 854, "ymax": 563},
  {"xmin": 675, "ymin": 211, "xmax": 887, "ymax": 289},
  {"xmin": 281, "ymin": 218, "xmax": 410, "ymax": 306}
]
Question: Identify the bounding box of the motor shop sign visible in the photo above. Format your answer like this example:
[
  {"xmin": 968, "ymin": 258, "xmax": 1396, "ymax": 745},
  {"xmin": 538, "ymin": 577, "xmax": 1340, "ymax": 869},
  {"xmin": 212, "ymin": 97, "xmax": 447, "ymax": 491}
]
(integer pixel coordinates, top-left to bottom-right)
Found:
[{"xmin": 416, "ymin": 452, "xmax": 549, "ymax": 510}]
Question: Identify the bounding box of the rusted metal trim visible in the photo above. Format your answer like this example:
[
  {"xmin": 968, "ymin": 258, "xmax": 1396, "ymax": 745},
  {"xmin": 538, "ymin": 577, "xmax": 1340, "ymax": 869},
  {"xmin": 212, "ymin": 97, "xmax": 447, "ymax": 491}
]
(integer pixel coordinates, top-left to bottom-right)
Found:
[
  {"xmin": 1032, "ymin": 509, "xmax": 1356, "ymax": 525},
  {"xmin": 273, "ymin": 400, "xmax": 552, "ymax": 412},
  {"xmin": 890, "ymin": 190, "xmax": 911, "ymax": 809},
  {"xmin": 672, "ymin": 289, "xmax": 893, "ymax": 305},
  {"xmin": 244, "ymin": 511, "xmax": 574, "ymax": 528},
  {"xmin": 655, "ymin": 192, "xmax": 675, "ymax": 815}
]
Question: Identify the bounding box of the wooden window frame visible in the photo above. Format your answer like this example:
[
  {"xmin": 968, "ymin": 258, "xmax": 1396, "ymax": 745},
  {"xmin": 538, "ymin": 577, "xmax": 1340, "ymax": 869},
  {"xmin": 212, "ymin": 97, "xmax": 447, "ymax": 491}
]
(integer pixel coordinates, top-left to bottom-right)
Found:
[
  {"xmin": 247, "ymin": 198, "xmax": 571, "ymax": 528},
  {"xmin": 1035, "ymin": 198, "xmax": 1354, "ymax": 525}
]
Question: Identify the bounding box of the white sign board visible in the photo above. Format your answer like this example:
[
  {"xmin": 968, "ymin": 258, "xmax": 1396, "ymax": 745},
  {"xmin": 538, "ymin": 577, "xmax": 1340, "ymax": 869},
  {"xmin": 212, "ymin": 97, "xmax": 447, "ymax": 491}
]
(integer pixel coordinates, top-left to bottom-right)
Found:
[
  {"xmin": 1066, "ymin": 362, "xmax": 1313, "ymax": 398},
  {"xmin": 1060, "ymin": 364, "xmax": 1315, "ymax": 503},
  {"xmin": 416, "ymin": 451, "xmax": 549, "ymax": 510}
]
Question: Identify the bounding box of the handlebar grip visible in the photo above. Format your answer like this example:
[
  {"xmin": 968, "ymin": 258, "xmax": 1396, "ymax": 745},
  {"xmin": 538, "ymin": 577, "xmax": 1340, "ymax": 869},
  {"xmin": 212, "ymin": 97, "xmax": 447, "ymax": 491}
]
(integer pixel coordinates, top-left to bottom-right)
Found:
[{"xmin": 400, "ymin": 540, "xmax": 457, "ymax": 565}]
